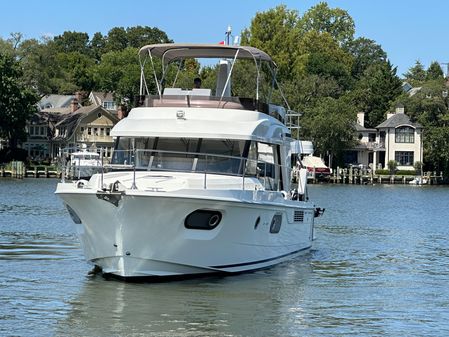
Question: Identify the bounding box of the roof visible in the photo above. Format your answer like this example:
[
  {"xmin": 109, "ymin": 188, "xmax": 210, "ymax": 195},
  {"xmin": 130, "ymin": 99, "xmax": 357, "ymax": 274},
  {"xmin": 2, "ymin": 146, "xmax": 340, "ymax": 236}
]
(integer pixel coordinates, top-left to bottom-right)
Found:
[
  {"xmin": 41, "ymin": 107, "xmax": 72, "ymax": 114},
  {"xmin": 38, "ymin": 94, "xmax": 75, "ymax": 110},
  {"xmin": 139, "ymin": 44, "xmax": 274, "ymax": 64},
  {"xmin": 355, "ymin": 123, "xmax": 376, "ymax": 132},
  {"xmin": 376, "ymin": 113, "xmax": 422, "ymax": 129},
  {"xmin": 111, "ymin": 107, "xmax": 286, "ymax": 144},
  {"xmin": 90, "ymin": 91, "xmax": 114, "ymax": 105},
  {"xmin": 54, "ymin": 105, "xmax": 119, "ymax": 140}
]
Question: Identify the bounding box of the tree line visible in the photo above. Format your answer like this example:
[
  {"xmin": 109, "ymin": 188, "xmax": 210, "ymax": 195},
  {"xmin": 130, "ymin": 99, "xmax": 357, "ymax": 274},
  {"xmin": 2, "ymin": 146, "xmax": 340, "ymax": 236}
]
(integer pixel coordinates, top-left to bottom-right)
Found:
[{"xmin": 0, "ymin": 2, "xmax": 448, "ymax": 176}]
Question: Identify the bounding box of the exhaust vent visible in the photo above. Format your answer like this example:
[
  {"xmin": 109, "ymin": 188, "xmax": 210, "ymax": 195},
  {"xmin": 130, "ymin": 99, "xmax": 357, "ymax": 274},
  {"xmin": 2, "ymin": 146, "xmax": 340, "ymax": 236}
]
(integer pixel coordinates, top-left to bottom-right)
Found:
[
  {"xmin": 294, "ymin": 210, "xmax": 304, "ymax": 222},
  {"xmin": 185, "ymin": 210, "xmax": 222, "ymax": 230}
]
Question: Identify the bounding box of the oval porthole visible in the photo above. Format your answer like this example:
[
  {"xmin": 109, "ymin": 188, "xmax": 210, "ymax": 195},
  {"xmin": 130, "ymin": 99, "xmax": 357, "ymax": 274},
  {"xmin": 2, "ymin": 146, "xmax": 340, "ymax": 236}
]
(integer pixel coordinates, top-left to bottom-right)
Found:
[
  {"xmin": 254, "ymin": 216, "xmax": 260, "ymax": 230},
  {"xmin": 185, "ymin": 210, "xmax": 222, "ymax": 230}
]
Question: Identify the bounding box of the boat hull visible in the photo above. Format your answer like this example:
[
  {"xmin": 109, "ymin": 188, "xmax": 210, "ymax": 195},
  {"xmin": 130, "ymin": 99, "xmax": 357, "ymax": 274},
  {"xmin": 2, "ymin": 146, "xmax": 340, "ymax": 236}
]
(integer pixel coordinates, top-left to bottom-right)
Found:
[{"xmin": 57, "ymin": 184, "xmax": 315, "ymax": 279}]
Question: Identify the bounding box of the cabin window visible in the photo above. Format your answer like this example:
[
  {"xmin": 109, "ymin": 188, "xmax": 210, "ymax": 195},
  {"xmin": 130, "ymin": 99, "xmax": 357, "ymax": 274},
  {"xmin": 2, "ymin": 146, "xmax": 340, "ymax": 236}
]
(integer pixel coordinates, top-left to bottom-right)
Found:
[
  {"xmin": 113, "ymin": 137, "xmax": 247, "ymax": 174},
  {"xmin": 395, "ymin": 127, "xmax": 414, "ymax": 143},
  {"xmin": 243, "ymin": 142, "xmax": 279, "ymax": 190}
]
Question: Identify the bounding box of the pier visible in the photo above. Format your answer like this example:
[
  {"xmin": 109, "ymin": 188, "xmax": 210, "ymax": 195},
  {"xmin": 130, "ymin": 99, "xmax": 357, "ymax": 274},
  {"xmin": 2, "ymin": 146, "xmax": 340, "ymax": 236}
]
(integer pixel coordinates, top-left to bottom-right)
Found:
[
  {"xmin": 1, "ymin": 161, "xmax": 59, "ymax": 179},
  {"xmin": 309, "ymin": 166, "xmax": 444, "ymax": 185}
]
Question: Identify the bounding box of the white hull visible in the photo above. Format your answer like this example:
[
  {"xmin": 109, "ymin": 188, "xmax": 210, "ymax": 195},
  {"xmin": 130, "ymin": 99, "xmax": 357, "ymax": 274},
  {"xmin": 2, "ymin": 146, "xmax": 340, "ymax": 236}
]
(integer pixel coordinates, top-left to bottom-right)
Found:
[{"xmin": 56, "ymin": 173, "xmax": 315, "ymax": 279}]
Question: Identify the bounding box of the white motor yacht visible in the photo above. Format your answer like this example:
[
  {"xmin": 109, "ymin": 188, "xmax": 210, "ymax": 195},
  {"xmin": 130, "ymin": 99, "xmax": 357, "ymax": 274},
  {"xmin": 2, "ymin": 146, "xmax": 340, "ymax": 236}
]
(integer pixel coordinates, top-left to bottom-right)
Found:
[
  {"xmin": 55, "ymin": 43, "xmax": 323, "ymax": 280},
  {"xmin": 66, "ymin": 149, "xmax": 102, "ymax": 179}
]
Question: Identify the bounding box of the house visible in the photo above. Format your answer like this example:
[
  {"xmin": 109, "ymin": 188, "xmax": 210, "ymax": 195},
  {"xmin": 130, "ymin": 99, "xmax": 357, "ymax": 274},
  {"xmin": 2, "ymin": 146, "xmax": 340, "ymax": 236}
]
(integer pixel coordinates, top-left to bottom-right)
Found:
[
  {"xmin": 347, "ymin": 106, "xmax": 423, "ymax": 171},
  {"xmin": 344, "ymin": 113, "xmax": 378, "ymax": 168},
  {"xmin": 37, "ymin": 94, "xmax": 78, "ymax": 111},
  {"xmin": 53, "ymin": 104, "xmax": 119, "ymax": 159},
  {"xmin": 375, "ymin": 106, "xmax": 423, "ymax": 170},
  {"xmin": 23, "ymin": 97, "xmax": 80, "ymax": 160},
  {"xmin": 89, "ymin": 91, "xmax": 117, "ymax": 113},
  {"xmin": 22, "ymin": 112, "xmax": 56, "ymax": 161}
]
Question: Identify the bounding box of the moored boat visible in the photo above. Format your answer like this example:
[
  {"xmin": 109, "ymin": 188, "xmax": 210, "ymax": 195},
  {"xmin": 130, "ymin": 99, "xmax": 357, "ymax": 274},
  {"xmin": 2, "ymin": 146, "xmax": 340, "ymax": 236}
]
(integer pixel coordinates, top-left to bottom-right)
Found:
[
  {"xmin": 55, "ymin": 42, "xmax": 323, "ymax": 280},
  {"xmin": 65, "ymin": 149, "xmax": 102, "ymax": 179}
]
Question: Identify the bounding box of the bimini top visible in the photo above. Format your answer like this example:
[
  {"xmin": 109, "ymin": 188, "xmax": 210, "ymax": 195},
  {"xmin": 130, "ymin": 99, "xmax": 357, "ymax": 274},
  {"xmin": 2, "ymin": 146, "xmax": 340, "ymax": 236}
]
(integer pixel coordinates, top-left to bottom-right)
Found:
[{"xmin": 138, "ymin": 43, "xmax": 274, "ymax": 64}]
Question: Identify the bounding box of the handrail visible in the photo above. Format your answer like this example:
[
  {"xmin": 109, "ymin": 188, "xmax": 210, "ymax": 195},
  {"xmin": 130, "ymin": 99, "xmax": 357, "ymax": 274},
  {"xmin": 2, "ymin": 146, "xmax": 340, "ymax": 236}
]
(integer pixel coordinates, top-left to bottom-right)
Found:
[
  {"xmin": 107, "ymin": 148, "xmax": 286, "ymax": 191},
  {"xmin": 58, "ymin": 147, "xmax": 311, "ymax": 201}
]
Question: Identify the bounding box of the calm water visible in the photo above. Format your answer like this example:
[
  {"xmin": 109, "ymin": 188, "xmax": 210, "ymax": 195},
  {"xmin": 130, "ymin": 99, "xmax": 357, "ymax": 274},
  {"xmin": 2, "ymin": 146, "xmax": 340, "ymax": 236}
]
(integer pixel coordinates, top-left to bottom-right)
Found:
[{"xmin": 1, "ymin": 179, "xmax": 449, "ymax": 337}]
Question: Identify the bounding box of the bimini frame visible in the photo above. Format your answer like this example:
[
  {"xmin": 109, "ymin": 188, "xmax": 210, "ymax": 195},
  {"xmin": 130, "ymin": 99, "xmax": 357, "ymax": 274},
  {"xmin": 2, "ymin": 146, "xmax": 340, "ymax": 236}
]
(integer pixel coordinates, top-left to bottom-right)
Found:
[{"xmin": 137, "ymin": 43, "xmax": 291, "ymax": 110}]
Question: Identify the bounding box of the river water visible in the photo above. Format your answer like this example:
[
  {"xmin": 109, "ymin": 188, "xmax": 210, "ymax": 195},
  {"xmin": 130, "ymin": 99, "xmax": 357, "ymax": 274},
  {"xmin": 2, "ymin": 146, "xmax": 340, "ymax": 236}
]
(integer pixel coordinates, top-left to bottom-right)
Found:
[{"xmin": 1, "ymin": 179, "xmax": 448, "ymax": 337}]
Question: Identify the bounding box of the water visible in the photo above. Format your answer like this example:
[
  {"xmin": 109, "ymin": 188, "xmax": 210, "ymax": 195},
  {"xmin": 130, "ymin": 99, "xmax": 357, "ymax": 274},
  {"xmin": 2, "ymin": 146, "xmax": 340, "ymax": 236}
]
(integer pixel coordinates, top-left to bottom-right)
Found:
[{"xmin": 1, "ymin": 180, "xmax": 449, "ymax": 336}]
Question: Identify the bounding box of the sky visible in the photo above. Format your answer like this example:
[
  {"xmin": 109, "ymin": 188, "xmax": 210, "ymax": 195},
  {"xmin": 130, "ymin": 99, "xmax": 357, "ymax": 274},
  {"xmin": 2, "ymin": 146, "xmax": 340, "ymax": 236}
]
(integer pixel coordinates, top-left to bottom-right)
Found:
[{"xmin": 0, "ymin": 0, "xmax": 448, "ymax": 77}]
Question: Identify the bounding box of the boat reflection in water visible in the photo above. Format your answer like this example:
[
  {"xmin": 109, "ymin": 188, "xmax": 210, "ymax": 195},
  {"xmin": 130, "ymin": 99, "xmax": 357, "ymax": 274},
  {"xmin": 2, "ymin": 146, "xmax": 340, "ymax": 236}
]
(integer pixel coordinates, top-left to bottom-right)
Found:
[
  {"xmin": 55, "ymin": 260, "xmax": 313, "ymax": 337},
  {"xmin": 55, "ymin": 42, "xmax": 323, "ymax": 280}
]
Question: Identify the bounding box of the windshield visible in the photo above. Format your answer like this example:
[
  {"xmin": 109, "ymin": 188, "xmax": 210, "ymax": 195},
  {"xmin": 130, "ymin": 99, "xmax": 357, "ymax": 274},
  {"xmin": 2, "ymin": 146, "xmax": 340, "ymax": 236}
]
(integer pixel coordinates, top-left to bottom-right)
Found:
[{"xmin": 111, "ymin": 137, "xmax": 282, "ymax": 190}]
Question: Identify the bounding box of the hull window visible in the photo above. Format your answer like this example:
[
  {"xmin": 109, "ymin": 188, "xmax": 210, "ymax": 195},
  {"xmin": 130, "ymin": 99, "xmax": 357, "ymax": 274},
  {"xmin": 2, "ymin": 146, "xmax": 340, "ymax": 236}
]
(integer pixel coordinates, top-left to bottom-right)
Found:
[{"xmin": 270, "ymin": 214, "xmax": 282, "ymax": 233}]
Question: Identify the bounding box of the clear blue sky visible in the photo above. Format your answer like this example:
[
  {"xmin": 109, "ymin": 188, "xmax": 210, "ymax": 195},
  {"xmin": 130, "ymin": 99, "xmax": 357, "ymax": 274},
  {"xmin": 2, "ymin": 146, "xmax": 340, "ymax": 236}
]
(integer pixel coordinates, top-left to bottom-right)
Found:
[{"xmin": 1, "ymin": 0, "xmax": 448, "ymax": 77}]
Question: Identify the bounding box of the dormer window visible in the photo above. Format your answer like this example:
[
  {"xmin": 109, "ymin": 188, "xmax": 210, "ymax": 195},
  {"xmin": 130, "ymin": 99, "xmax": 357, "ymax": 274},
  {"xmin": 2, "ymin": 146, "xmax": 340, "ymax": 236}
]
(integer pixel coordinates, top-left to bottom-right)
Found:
[
  {"xmin": 103, "ymin": 101, "xmax": 116, "ymax": 110},
  {"xmin": 395, "ymin": 126, "xmax": 414, "ymax": 143}
]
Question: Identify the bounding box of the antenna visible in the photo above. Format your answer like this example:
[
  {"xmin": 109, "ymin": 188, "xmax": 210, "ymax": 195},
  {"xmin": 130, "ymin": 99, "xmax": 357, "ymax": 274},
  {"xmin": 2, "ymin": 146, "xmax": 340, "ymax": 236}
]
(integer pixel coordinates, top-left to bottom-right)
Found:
[{"xmin": 225, "ymin": 25, "xmax": 232, "ymax": 45}]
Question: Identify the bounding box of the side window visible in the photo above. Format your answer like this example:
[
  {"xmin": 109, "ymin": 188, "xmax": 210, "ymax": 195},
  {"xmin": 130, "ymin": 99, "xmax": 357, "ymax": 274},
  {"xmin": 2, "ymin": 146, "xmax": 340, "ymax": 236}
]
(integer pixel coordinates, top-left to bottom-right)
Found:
[{"xmin": 257, "ymin": 143, "xmax": 279, "ymax": 191}]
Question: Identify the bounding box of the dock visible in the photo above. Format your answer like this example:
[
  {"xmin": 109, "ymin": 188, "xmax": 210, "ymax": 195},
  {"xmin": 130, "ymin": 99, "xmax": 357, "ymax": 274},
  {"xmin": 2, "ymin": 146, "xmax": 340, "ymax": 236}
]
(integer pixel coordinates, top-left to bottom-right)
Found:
[
  {"xmin": 1, "ymin": 161, "xmax": 60, "ymax": 179},
  {"xmin": 309, "ymin": 167, "xmax": 443, "ymax": 185}
]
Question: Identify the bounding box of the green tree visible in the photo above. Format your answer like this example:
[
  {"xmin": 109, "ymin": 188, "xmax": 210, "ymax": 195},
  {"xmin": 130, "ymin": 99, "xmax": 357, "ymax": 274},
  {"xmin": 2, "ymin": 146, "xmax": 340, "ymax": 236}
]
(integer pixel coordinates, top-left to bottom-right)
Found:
[
  {"xmin": 53, "ymin": 31, "xmax": 90, "ymax": 55},
  {"xmin": 426, "ymin": 61, "xmax": 444, "ymax": 81},
  {"xmin": 404, "ymin": 60, "xmax": 426, "ymax": 85},
  {"xmin": 350, "ymin": 61, "xmax": 402, "ymax": 128},
  {"xmin": 55, "ymin": 51, "xmax": 96, "ymax": 93},
  {"xmin": 126, "ymin": 26, "xmax": 172, "ymax": 48},
  {"xmin": 90, "ymin": 32, "xmax": 106, "ymax": 61},
  {"xmin": 93, "ymin": 48, "xmax": 142, "ymax": 104},
  {"xmin": 344, "ymin": 37, "xmax": 387, "ymax": 79},
  {"xmin": 299, "ymin": 1, "xmax": 355, "ymax": 45},
  {"xmin": 105, "ymin": 27, "xmax": 128, "ymax": 52},
  {"xmin": 241, "ymin": 5, "xmax": 299, "ymax": 80},
  {"xmin": 294, "ymin": 31, "xmax": 353, "ymax": 90},
  {"xmin": 300, "ymin": 96, "xmax": 357, "ymax": 165},
  {"xmin": 0, "ymin": 53, "xmax": 38, "ymax": 148}
]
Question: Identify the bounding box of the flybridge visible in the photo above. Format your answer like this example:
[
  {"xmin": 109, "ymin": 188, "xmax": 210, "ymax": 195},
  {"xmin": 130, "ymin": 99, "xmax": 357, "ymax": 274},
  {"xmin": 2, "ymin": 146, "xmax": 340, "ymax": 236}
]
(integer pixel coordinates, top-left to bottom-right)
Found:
[{"xmin": 135, "ymin": 43, "xmax": 293, "ymax": 123}]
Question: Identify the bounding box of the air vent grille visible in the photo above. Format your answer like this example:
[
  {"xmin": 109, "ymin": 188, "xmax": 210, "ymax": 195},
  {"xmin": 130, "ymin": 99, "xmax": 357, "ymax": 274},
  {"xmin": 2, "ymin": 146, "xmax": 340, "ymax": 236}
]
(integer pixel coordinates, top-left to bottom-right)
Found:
[{"xmin": 294, "ymin": 210, "xmax": 304, "ymax": 222}]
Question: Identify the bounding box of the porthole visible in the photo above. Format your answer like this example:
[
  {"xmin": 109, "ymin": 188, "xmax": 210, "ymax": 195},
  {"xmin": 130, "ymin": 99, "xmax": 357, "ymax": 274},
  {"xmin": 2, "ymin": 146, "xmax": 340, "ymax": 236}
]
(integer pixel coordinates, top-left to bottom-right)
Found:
[{"xmin": 254, "ymin": 216, "xmax": 261, "ymax": 230}]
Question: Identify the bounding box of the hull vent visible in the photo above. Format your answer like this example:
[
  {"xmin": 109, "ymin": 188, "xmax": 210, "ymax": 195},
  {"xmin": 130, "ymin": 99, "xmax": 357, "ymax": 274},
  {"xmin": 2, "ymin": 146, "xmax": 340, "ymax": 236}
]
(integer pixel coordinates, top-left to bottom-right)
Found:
[{"xmin": 294, "ymin": 210, "xmax": 304, "ymax": 222}]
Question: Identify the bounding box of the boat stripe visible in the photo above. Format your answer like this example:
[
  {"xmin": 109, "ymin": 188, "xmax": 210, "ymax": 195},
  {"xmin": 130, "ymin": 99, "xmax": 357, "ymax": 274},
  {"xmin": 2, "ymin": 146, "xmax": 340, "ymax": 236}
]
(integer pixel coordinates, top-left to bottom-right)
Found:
[{"xmin": 210, "ymin": 246, "xmax": 311, "ymax": 269}]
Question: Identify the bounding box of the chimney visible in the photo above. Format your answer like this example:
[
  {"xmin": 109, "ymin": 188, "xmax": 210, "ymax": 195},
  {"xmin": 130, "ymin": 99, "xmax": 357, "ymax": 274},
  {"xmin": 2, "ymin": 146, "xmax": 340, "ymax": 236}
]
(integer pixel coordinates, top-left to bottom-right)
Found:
[
  {"xmin": 70, "ymin": 98, "xmax": 79, "ymax": 113},
  {"xmin": 75, "ymin": 91, "xmax": 83, "ymax": 104},
  {"xmin": 357, "ymin": 112, "xmax": 365, "ymax": 127},
  {"xmin": 117, "ymin": 104, "xmax": 128, "ymax": 120}
]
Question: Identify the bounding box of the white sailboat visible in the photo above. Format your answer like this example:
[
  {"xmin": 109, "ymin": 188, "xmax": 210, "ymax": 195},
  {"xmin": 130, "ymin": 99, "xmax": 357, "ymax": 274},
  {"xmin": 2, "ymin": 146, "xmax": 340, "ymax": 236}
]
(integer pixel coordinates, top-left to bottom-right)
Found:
[{"xmin": 55, "ymin": 42, "xmax": 323, "ymax": 280}]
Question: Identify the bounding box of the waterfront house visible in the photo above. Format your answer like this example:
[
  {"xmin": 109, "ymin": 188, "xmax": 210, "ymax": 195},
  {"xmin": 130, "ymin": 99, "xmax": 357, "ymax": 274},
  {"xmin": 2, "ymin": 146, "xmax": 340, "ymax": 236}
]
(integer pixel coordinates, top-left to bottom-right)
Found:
[
  {"xmin": 346, "ymin": 106, "xmax": 423, "ymax": 171},
  {"xmin": 375, "ymin": 106, "xmax": 423, "ymax": 170},
  {"xmin": 22, "ymin": 95, "xmax": 79, "ymax": 161},
  {"xmin": 89, "ymin": 91, "xmax": 117, "ymax": 113},
  {"xmin": 53, "ymin": 103, "xmax": 119, "ymax": 159}
]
